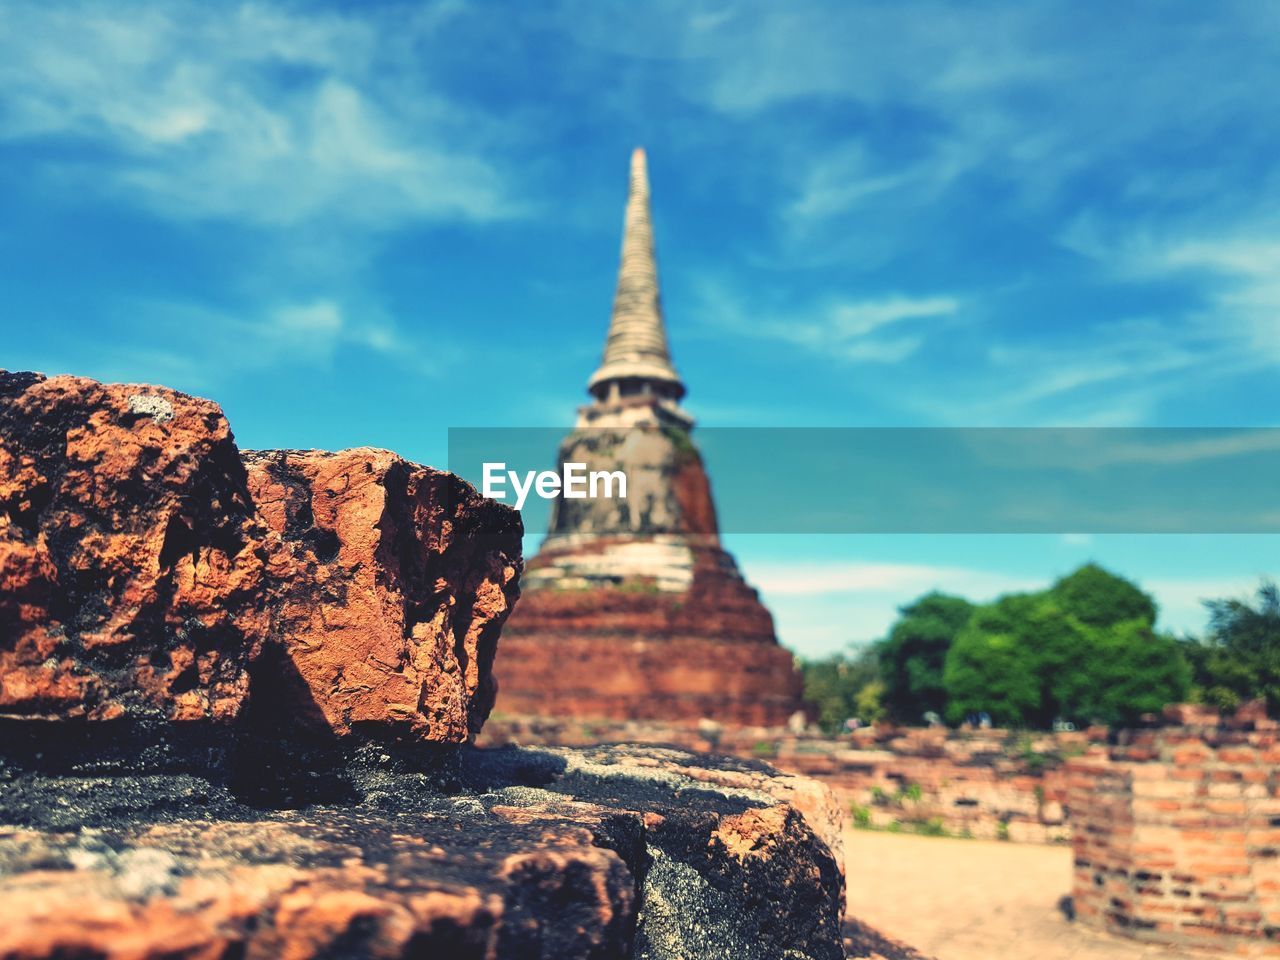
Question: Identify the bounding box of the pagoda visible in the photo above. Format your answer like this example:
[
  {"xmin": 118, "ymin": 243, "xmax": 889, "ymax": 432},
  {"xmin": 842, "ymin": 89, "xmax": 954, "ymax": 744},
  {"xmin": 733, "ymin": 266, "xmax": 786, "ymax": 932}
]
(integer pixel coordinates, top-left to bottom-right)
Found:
[{"xmin": 495, "ymin": 149, "xmax": 805, "ymax": 727}]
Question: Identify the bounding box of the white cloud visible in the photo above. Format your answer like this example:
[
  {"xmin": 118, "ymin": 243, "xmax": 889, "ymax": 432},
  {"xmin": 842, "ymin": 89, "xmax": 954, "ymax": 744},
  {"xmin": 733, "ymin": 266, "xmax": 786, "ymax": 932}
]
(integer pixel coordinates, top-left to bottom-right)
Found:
[
  {"xmin": 829, "ymin": 296, "xmax": 957, "ymax": 338},
  {"xmin": 0, "ymin": 2, "xmax": 515, "ymax": 227},
  {"xmin": 57, "ymin": 296, "xmax": 444, "ymax": 393},
  {"xmin": 699, "ymin": 283, "xmax": 957, "ymax": 366},
  {"xmin": 273, "ymin": 301, "xmax": 344, "ymax": 336},
  {"xmin": 749, "ymin": 561, "xmax": 1039, "ymax": 599},
  {"xmin": 1145, "ymin": 575, "xmax": 1274, "ymax": 636},
  {"xmin": 662, "ymin": 3, "xmax": 1280, "ymax": 211},
  {"xmin": 1060, "ymin": 217, "xmax": 1280, "ymax": 384}
]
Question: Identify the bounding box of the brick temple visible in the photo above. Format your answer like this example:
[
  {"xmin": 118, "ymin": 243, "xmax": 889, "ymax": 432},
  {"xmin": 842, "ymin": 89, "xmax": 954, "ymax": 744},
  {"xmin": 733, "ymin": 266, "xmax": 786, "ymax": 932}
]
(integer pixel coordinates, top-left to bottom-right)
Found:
[{"xmin": 494, "ymin": 149, "xmax": 805, "ymax": 727}]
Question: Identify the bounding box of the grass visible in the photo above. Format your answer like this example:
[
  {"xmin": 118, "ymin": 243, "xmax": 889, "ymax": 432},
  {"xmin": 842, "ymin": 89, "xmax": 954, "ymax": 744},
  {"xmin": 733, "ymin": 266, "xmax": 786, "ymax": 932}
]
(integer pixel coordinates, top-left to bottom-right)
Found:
[
  {"xmin": 850, "ymin": 802, "xmax": 964, "ymax": 840},
  {"xmin": 913, "ymin": 817, "xmax": 948, "ymax": 837}
]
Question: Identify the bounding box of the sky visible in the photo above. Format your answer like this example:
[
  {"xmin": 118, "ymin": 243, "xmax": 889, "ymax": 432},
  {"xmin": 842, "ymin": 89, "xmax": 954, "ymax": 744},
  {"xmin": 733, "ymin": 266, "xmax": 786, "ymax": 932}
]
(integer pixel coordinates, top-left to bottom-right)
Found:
[{"xmin": 1, "ymin": 1, "xmax": 1277, "ymax": 655}]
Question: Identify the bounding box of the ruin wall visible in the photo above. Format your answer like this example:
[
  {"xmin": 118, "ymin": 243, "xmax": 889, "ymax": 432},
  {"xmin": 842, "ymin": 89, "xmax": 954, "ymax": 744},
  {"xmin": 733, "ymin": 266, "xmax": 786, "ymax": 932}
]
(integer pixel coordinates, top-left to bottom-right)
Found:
[{"xmin": 1068, "ymin": 704, "xmax": 1280, "ymax": 955}]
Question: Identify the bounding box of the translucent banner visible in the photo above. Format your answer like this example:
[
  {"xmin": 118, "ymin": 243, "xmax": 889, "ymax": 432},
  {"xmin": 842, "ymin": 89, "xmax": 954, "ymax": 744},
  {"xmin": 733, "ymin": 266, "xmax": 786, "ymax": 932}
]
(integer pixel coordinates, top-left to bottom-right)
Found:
[{"xmin": 447, "ymin": 427, "xmax": 1280, "ymax": 534}]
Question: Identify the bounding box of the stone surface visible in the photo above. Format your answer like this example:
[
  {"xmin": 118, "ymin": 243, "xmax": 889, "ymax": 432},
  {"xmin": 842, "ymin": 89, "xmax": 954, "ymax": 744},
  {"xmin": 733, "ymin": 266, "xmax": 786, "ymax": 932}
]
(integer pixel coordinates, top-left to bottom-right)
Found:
[
  {"xmin": 244, "ymin": 448, "xmax": 522, "ymax": 744},
  {"xmin": 0, "ymin": 744, "xmax": 847, "ymax": 960},
  {"xmin": 0, "ymin": 371, "xmax": 268, "ymax": 724},
  {"xmin": 0, "ymin": 369, "xmax": 857, "ymax": 959}
]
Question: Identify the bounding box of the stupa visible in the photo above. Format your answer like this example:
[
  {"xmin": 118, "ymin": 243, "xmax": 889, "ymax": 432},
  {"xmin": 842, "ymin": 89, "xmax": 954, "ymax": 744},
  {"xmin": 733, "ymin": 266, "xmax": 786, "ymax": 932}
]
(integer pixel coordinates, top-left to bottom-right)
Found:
[{"xmin": 495, "ymin": 149, "xmax": 805, "ymax": 727}]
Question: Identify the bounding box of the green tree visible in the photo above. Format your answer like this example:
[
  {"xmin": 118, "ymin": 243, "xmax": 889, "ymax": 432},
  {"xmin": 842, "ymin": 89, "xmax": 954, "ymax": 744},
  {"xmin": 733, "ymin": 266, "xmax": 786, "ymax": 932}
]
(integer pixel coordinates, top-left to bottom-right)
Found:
[
  {"xmin": 943, "ymin": 567, "xmax": 1190, "ymax": 728},
  {"xmin": 1049, "ymin": 562, "xmax": 1157, "ymax": 627},
  {"xmin": 877, "ymin": 592, "xmax": 974, "ymax": 723},
  {"xmin": 1079, "ymin": 620, "xmax": 1192, "ymax": 726},
  {"xmin": 943, "ymin": 593, "xmax": 1052, "ymax": 727},
  {"xmin": 801, "ymin": 647, "xmax": 884, "ymax": 732},
  {"xmin": 1188, "ymin": 580, "xmax": 1280, "ymax": 713}
]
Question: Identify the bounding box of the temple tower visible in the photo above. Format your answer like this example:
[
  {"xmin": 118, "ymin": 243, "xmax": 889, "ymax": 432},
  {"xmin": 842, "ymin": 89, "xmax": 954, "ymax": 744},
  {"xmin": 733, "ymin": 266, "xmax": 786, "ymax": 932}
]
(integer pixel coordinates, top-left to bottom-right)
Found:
[{"xmin": 495, "ymin": 149, "xmax": 805, "ymax": 727}]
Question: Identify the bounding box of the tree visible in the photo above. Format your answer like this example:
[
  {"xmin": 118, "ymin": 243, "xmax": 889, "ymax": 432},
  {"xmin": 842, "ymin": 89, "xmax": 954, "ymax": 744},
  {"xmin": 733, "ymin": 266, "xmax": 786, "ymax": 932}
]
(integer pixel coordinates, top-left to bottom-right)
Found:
[
  {"xmin": 942, "ymin": 568, "xmax": 1190, "ymax": 728},
  {"xmin": 1189, "ymin": 580, "xmax": 1280, "ymax": 713},
  {"xmin": 877, "ymin": 592, "xmax": 974, "ymax": 723},
  {"xmin": 943, "ymin": 594, "xmax": 1043, "ymax": 727},
  {"xmin": 1049, "ymin": 563, "xmax": 1156, "ymax": 627},
  {"xmin": 801, "ymin": 647, "xmax": 884, "ymax": 732},
  {"xmin": 1080, "ymin": 620, "xmax": 1192, "ymax": 726}
]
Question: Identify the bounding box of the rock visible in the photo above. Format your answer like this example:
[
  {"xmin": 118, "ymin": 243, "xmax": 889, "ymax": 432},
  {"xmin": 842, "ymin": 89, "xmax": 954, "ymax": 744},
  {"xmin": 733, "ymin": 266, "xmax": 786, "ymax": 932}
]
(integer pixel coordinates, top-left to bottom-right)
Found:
[
  {"xmin": 0, "ymin": 371, "xmax": 268, "ymax": 723},
  {"xmin": 842, "ymin": 917, "xmax": 938, "ymax": 960},
  {"xmin": 0, "ymin": 371, "xmax": 521, "ymax": 746},
  {"xmin": 0, "ymin": 744, "xmax": 847, "ymax": 960},
  {"xmin": 243, "ymin": 448, "xmax": 522, "ymax": 743}
]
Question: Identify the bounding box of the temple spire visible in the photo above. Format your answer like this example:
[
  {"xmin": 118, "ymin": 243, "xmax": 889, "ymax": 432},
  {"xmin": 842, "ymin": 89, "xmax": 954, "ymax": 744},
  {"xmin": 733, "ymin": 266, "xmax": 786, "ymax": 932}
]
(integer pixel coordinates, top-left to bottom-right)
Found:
[{"xmin": 587, "ymin": 148, "xmax": 686, "ymax": 402}]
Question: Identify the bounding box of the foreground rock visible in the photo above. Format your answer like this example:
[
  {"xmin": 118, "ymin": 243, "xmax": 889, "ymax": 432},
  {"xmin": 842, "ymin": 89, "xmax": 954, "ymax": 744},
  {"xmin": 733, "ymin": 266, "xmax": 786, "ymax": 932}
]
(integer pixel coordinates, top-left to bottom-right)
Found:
[
  {"xmin": 0, "ymin": 372, "xmax": 268, "ymax": 723},
  {"xmin": 245, "ymin": 448, "xmax": 521, "ymax": 743},
  {"xmin": 0, "ymin": 371, "xmax": 522, "ymax": 746},
  {"xmin": 0, "ymin": 744, "xmax": 846, "ymax": 960}
]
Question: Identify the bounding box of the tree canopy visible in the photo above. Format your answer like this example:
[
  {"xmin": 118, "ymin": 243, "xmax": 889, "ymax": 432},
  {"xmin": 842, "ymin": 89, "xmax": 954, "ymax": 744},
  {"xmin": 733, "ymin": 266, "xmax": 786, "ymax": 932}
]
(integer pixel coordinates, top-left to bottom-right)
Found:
[
  {"xmin": 1049, "ymin": 562, "xmax": 1157, "ymax": 627},
  {"xmin": 801, "ymin": 647, "xmax": 883, "ymax": 732},
  {"xmin": 876, "ymin": 592, "xmax": 973, "ymax": 724},
  {"xmin": 800, "ymin": 564, "xmax": 1273, "ymax": 731},
  {"xmin": 1185, "ymin": 580, "xmax": 1280, "ymax": 714},
  {"xmin": 943, "ymin": 569, "xmax": 1186, "ymax": 728}
]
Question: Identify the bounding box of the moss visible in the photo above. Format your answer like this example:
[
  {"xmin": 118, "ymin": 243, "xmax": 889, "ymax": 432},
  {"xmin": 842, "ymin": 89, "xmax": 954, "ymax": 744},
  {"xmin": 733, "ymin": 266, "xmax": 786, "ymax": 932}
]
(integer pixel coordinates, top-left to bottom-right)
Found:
[
  {"xmin": 661, "ymin": 424, "xmax": 699, "ymax": 463},
  {"xmin": 913, "ymin": 817, "xmax": 948, "ymax": 837},
  {"xmin": 850, "ymin": 803, "xmax": 873, "ymax": 829}
]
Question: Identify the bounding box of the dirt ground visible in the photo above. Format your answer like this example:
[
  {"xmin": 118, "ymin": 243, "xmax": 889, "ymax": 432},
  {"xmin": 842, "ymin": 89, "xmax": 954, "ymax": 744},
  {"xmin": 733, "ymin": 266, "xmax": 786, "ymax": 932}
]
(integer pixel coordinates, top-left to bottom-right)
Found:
[{"xmin": 843, "ymin": 829, "xmax": 1203, "ymax": 960}]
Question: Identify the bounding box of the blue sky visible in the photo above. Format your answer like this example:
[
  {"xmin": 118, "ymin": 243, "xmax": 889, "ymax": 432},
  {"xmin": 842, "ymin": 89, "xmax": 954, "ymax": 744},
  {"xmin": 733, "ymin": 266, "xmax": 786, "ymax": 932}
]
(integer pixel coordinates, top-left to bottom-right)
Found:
[{"xmin": 2, "ymin": 1, "xmax": 1277, "ymax": 655}]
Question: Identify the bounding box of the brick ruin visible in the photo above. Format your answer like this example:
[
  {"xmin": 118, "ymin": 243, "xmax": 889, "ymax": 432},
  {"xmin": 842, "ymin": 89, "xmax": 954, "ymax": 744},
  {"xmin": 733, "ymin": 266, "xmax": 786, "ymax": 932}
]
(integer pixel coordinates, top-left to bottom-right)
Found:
[
  {"xmin": 1068, "ymin": 702, "xmax": 1280, "ymax": 955},
  {"xmin": 495, "ymin": 149, "xmax": 805, "ymax": 727},
  {"xmin": 482, "ymin": 716, "xmax": 1089, "ymax": 842}
]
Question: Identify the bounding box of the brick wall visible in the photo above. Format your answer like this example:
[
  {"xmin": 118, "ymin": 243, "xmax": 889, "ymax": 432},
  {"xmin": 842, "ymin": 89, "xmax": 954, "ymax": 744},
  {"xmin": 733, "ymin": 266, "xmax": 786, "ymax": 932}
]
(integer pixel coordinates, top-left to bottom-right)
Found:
[
  {"xmin": 482, "ymin": 716, "xmax": 1093, "ymax": 842},
  {"xmin": 1068, "ymin": 703, "xmax": 1280, "ymax": 955}
]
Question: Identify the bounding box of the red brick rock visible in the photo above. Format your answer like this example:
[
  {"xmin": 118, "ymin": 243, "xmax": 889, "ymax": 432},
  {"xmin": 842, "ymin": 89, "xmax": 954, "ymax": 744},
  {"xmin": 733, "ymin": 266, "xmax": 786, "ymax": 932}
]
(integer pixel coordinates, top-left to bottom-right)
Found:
[
  {"xmin": 244, "ymin": 449, "xmax": 521, "ymax": 743},
  {"xmin": 0, "ymin": 372, "xmax": 268, "ymax": 723}
]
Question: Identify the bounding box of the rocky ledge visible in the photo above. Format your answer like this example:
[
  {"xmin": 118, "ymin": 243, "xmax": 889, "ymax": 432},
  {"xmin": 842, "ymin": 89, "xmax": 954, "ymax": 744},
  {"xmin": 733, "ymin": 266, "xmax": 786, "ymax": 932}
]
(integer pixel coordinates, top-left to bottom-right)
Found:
[
  {"xmin": 0, "ymin": 371, "xmax": 855, "ymax": 960},
  {"xmin": 0, "ymin": 742, "xmax": 846, "ymax": 960}
]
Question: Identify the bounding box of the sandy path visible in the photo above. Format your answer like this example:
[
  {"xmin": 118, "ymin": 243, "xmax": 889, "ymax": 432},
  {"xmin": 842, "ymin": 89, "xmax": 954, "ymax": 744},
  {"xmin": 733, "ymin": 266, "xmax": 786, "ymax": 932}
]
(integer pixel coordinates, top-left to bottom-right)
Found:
[{"xmin": 843, "ymin": 829, "xmax": 1200, "ymax": 960}]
